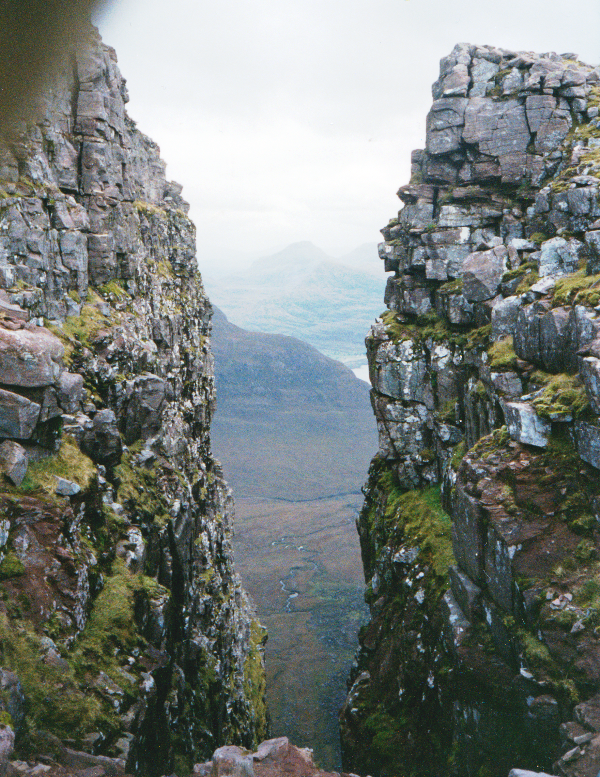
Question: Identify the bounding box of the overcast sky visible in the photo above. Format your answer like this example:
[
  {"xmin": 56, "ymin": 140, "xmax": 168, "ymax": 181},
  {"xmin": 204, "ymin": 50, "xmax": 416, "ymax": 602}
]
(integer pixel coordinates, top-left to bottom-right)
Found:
[{"xmin": 95, "ymin": 0, "xmax": 600, "ymax": 267}]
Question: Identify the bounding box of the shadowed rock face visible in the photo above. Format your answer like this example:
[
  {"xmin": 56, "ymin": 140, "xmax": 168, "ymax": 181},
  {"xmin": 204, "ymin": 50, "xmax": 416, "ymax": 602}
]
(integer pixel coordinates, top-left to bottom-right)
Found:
[
  {"xmin": 341, "ymin": 44, "xmax": 600, "ymax": 777},
  {"xmin": 0, "ymin": 25, "xmax": 267, "ymax": 777}
]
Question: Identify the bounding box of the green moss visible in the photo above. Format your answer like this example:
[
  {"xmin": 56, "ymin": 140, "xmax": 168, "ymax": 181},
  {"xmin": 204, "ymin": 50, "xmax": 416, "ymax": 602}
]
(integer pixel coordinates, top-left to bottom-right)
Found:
[
  {"xmin": 530, "ymin": 233, "xmax": 550, "ymax": 246},
  {"xmin": 67, "ymin": 289, "xmax": 80, "ymax": 303},
  {"xmin": 114, "ymin": 453, "xmax": 171, "ymax": 525},
  {"xmin": 502, "ymin": 261, "xmax": 538, "ymax": 283},
  {"xmin": 469, "ymin": 427, "xmax": 510, "ymax": 460},
  {"xmin": 450, "ymin": 441, "xmax": 467, "ymax": 470},
  {"xmin": 574, "ymin": 577, "xmax": 600, "ymax": 609},
  {"xmin": 437, "ymin": 399, "xmax": 457, "ymax": 424},
  {"xmin": 0, "ymin": 553, "xmax": 25, "ymax": 580},
  {"xmin": 74, "ymin": 562, "xmax": 151, "ymax": 665},
  {"xmin": 381, "ymin": 308, "xmax": 476, "ymax": 351},
  {"xmin": 0, "ymin": 711, "xmax": 12, "ymax": 727},
  {"xmin": 437, "ymin": 278, "xmax": 464, "ymax": 295},
  {"xmin": 516, "ymin": 269, "xmax": 540, "ymax": 293},
  {"xmin": 156, "ymin": 260, "xmax": 174, "ymax": 279},
  {"xmin": 552, "ymin": 270, "xmax": 600, "ymax": 307},
  {"xmin": 17, "ymin": 437, "xmax": 96, "ymax": 496},
  {"xmin": 363, "ymin": 707, "xmax": 403, "ymax": 761},
  {"xmin": 518, "ymin": 628, "xmax": 553, "ymax": 670},
  {"xmin": 474, "ymin": 380, "xmax": 487, "ymax": 397},
  {"xmin": 576, "ymin": 539, "xmax": 597, "ymax": 562},
  {"xmin": 531, "ymin": 373, "xmax": 589, "ymax": 420},
  {"xmin": 466, "ymin": 324, "xmax": 492, "ymax": 350},
  {"xmin": 380, "ymin": 310, "xmax": 415, "ymax": 343},
  {"xmin": 551, "ymin": 608, "xmax": 579, "ymax": 630},
  {"xmin": 134, "ymin": 200, "xmax": 165, "ymax": 217},
  {"xmin": 99, "ymin": 280, "xmax": 130, "ymax": 303},
  {"xmin": 488, "ymin": 336, "xmax": 517, "ymax": 371},
  {"xmin": 383, "ymin": 480, "xmax": 454, "ymax": 581},
  {"xmin": 0, "ymin": 615, "xmax": 106, "ymax": 740},
  {"xmin": 242, "ymin": 621, "xmax": 269, "ymax": 745},
  {"xmin": 50, "ymin": 292, "xmax": 110, "ymax": 365}
]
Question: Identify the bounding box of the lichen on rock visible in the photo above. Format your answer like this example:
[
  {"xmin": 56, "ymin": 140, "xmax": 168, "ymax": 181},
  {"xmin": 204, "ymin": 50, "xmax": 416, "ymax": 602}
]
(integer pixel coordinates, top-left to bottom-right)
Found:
[
  {"xmin": 0, "ymin": 24, "xmax": 267, "ymax": 777},
  {"xmin": 341, "ymin": 44, "xmax": 600, "ymax": 777}
]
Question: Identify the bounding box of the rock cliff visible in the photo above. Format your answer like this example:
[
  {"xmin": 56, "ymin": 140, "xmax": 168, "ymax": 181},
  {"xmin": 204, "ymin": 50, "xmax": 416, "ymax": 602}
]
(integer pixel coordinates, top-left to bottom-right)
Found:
[
  {"xmin": 0, "ymin": 27, "xmax": 267, "ymax": 776},
  {"xmin": 340, "ymin": 44, "xmax": 600, "ymax": 777}
]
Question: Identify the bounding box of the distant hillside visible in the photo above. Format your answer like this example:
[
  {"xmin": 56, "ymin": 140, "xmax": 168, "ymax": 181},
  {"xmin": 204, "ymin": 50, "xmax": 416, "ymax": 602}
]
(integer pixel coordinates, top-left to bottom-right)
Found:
[
  {"xmin": 210, "ymin": 306, "xmax": 378, "ymax": 500},
  {"xmin": 204, "ymin": 242, "xmax": 386, "ymax": 369}
]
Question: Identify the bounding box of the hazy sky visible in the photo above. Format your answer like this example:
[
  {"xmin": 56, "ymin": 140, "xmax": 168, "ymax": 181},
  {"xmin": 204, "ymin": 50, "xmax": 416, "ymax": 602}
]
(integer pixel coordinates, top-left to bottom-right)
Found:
[{"xmin": 95, "ymin": 0, "xmax": 600, "ymax": 266}]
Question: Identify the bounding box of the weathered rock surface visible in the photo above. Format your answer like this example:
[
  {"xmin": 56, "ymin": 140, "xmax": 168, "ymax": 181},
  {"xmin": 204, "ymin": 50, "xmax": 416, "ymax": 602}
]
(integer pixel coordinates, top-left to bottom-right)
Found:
[
  {"xmin": 0, "ymin": 25, "xmax": 267, "ymax": 777},
  {"xmin": 194, "ymin": 737, "xmax": 359, "ymax": 777},
  {"xmin": 341, "ymin": 44, "xmax": 600, "ymax": 777}
]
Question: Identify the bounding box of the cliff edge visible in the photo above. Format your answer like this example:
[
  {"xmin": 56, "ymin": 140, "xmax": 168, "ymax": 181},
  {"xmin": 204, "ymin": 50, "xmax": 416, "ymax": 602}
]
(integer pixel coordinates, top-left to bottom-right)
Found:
[
  {"xmin": 341, "ymin": 44, "xmax": 600, "ymax": 777},
  {"xmin": 0, "ymin": 27, "xmax": 267, "ymax": 776}
]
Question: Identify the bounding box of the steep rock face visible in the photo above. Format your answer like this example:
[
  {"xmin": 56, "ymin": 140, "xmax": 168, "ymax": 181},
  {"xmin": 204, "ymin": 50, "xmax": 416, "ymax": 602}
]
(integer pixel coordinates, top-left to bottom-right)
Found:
[
  {"xmin": 341, "ymin": 45, "xmax": 600, "ymax": 777},
  {"xmin": 0, "ymin": 28, "xmax": 267, "ymax": 776}
]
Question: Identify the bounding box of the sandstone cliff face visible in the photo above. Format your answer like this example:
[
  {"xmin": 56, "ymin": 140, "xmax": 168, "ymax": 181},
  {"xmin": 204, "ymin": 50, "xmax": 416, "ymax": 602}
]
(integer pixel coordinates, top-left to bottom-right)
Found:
[
  {"xmin": 340, "ymin": 45, "xmax": 600, "ymax": 777},
  {"xmin": 0, "ymin": 28, "xmax": 267, "ymax": 776}
]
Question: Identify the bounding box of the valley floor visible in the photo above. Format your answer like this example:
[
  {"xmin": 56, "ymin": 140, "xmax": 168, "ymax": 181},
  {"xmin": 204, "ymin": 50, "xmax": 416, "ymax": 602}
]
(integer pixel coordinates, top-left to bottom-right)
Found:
[{"xmin": 231, "ymin": 496, "xmax": 368, "ymax": 770}]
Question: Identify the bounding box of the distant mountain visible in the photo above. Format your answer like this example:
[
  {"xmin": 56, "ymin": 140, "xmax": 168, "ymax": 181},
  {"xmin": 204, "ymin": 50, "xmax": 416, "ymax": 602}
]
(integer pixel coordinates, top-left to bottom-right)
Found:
[
  {"xmin": 337, "ymin": 243, "xmax": 383, "ymax": 275},
  {"xmin": 210, "ymin": 306, "xmax": 378, "ymax": 500},
  {"xmin": 203, "ymin": 241, "xmax": 386, "ymax": 369}
]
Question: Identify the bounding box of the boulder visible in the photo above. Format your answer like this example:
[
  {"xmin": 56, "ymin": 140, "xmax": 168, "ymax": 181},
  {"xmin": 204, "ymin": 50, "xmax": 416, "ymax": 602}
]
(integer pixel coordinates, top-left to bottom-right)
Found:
[
  {"xmin": 54, "ymin": 477, "xmax": 81, "ymax": 497},
  {"xmin": 491, "ymin": 295, "xmax": 521, "ymax": 340},
  {"xmin": 441, "ymin": 589, "xmax": 471, "ymax": 656},
  {"xmin": 575, "ymin": 421, "xmax": 600, "ymax": 470},
  {"xmin": 124, "ymin": 374, "xmax": 166, "ymax": 445},
  {"xmin": 57, "ymin": 372, "xmax": 84, "ymax": 415},
  {"xmin": 0, "ymin": 442, "xmax": 28, "ymax": 486},
  {"xmin": 0, "ymin": 389, "xmax": 40, "ymax": 440},
  {"xmin": 538, "ymin": 237, "xmax": 585, "ymax": 277},
  {"xmin": 81, "ymin": 409, "xmax": 122, "ymax": 467},
  {"xmin": 502, "ymin": 401, "xmax": 551, "ymax": 448},
  {"xmin": 0, "ymin": 327, "xmax": 63, "ymax": 387},
  {"xmin": 579, "ymin": 356, "xmax": 600, "ymax": 414},
  {"xmin": 371, "ymin": 339, "xmax": 429, "ymax": 404},
  {"xmin": 574, "ymin": 694, "xmax": 600, "ymax": 732},
  {"xmin": 565, "ymin": 306, "xmax": 600, "ymax": 371},
  {"xmin": 426, "ymin": 98, "xmax": 468, "ymax": 155},
  {"xmin": 514, "ymin": 303, "xmax": 570, "ymax": 372},
  {"xmin": 491, "ymin": 372, "xmax": 523, "ymax": 398},
  {"xmin": 452, "ymin": 488, "xmax": 485, "ymax": 583},
  {"xmin": 463, "ymin": 246, "xmax": 508, "ymax": 302},
  {"xmin": 0, "ymin": 723, "xmax": 14, "ymax": 777},
  {"xmin": 449, "ymin": 565, "xmax": 481, "ymax": 621},
  {"xmin": 211, "ymin": 746, "xmax": 254, "ymax": 777},
  {"xmin": 0, "ymin": 670, "xmax": 25, "ymax": 734},
  {"xmin": 0, "ymin": 293, "xmax": 27, "ymax": 323},
  {"xmin": 585, "ymin": 230, "xmax": 600, "ymax": 274}
]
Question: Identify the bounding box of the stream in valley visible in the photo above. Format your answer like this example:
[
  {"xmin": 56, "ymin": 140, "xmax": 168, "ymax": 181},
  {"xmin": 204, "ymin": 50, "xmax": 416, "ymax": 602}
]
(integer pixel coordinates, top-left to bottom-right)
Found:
[{"xmin": 232, "ymin": 494, "xmax": 368, "ymax": 770}]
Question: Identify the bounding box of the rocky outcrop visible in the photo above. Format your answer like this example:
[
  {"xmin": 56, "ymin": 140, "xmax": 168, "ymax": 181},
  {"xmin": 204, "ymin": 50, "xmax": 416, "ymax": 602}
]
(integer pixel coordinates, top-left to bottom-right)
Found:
[
  {"xmin": 0, "ymin": 26, "xmax": 267, "ymax": 776},
  {"xmin": 341, "ymin": 45, "xmax": 600, "ymax": 777},
  {"xmin": 194, "ymin": 736, "xmax": 358, "ymax": 777}
]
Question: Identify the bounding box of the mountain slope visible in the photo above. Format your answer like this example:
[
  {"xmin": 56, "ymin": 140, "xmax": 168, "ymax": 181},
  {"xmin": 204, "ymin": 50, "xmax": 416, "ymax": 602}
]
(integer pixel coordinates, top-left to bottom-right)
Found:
[
  {"xmin": 210, "ymin": 306, "xmax": 378, "ymax": 500},
  {"xmin": 205, "ymin": 242, "xmax": 386, "ymax": 368}
]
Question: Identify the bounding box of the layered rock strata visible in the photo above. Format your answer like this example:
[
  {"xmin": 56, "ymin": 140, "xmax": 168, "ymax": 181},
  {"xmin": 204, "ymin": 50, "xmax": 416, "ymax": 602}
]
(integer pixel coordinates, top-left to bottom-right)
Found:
[
  {"xmin": 0, "ymin": 27, "xmax": 267, "ymax": 776},
  {"xmin": 341, "ymin": 45, "xmax": 600, "ymax": 777}
]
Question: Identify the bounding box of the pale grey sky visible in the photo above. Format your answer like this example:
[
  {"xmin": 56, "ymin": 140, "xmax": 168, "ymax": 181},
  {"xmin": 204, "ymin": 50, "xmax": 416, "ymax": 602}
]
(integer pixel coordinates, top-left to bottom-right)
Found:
[{"xmin": 95, "ymin": 0, "xmax": 600, "ymax": 265}]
